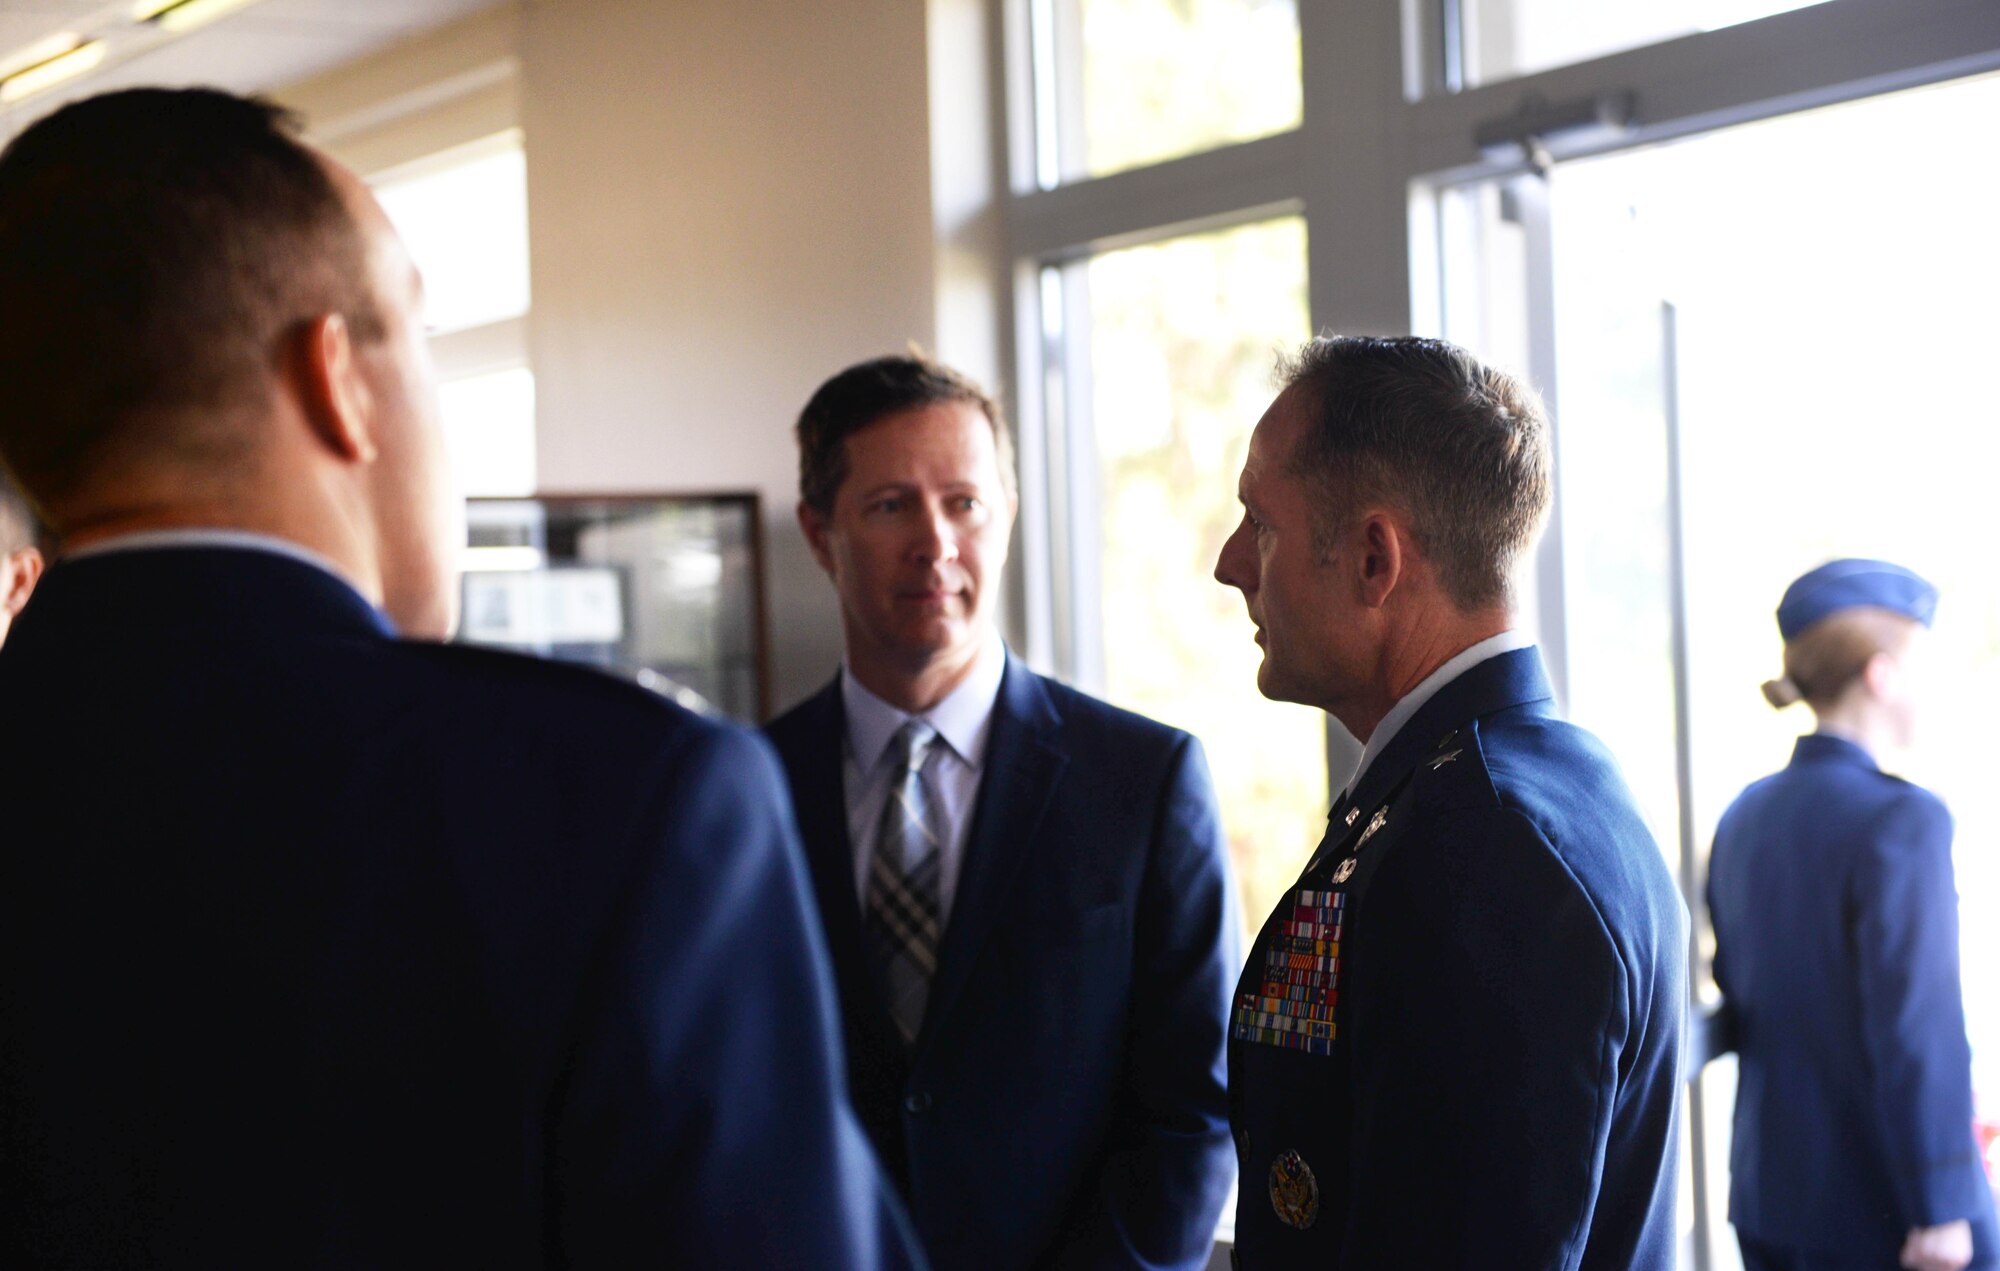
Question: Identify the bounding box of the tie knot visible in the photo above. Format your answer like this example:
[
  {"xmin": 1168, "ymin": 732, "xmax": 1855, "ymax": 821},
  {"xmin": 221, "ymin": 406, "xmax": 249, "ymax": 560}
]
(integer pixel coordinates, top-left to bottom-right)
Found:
[{"xmin": 890, "ymin": 719, "xmax": 938, "ymax": 774}]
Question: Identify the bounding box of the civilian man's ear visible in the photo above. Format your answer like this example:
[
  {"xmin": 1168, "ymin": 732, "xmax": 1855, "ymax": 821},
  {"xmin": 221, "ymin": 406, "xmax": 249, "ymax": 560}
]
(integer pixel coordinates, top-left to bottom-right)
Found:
[
  {"xmin": 2, "ymin": 546, "xmax": 42, "ymax": 616},
  {"xmin": 798, "ymin": 501, "xmax": 836, "ymax": 576},
  {"xmin": 292, "ymin": 314, "xmax": 378, "ymax": 465}
]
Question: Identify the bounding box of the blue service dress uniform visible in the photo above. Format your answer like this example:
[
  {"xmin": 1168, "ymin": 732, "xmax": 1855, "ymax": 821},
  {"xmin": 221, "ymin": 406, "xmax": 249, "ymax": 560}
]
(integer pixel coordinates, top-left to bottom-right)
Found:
[
  {"xmin": 1709, "ymin": 733, "xmax": 2000, "ymax": 1269},
  {"xmin": 1227, "ymin": 647, "xmax": 1687, "ymax": 1269}
]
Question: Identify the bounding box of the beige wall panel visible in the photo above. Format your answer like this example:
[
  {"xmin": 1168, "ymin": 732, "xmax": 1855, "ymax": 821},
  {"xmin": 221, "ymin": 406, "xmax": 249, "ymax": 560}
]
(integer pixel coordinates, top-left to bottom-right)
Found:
[{"xmin": 521, "ymin": 0, "xmax": 938, "ymax": 713}]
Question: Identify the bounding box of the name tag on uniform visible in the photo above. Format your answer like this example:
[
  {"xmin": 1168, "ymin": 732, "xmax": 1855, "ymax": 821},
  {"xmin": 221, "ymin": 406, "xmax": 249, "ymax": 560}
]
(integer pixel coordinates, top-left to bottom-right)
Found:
[{"xmin": 1233, "ymin": 886, "xmax": 1343, "ymax": 1056}]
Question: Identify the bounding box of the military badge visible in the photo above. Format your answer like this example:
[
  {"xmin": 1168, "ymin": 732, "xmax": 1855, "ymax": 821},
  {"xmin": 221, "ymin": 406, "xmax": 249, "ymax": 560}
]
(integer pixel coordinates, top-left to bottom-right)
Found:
[
  {"xmin": 1269, "ymin": 1150, "xmax": 1320, "ymax": 1229},
  {"xmin": 1429, "ymin": 748, "xmax": 1462, "ymax": 770},
  {"xmin": 1233, "ymin": 888, "xmax": 1341, "ymax": 1055},
  {"xmin": 1331, "ymin": 856, "xmax": 1356, "ymax": 884},
  {"xmin": 1343, "ymin": 806, "xmax": 1361, "ymax": 827},
  {"xmin": 1357, "ymin": 806, "xmax": 1388, "ymax": 846}
]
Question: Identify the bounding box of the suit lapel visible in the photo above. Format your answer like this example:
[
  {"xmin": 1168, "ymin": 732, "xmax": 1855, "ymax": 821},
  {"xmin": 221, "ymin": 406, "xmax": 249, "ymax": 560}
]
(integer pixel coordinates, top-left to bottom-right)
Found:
[
  {"xmin": 915, "ymin": 656, "xmax": 1067, "ymax": 1062},
  {"xmin": 778, "ymin": 680, "xmax": 905, "ymax": 1061}
]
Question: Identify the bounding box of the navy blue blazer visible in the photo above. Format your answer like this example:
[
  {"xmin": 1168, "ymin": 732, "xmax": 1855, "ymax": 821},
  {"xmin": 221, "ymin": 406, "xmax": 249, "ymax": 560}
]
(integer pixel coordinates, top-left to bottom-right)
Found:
[
  {"xmin": 1228, "ymin": 647, "xmax": 1687, "ymax": 1269},
  {"xmin": 1709, "ymin": 733, "xmax": 1999, "ymax": 1264},
  {"xmin": 0, "ymin": 547, "xmax": 917, "ymax": 1269},
  {"xmin": 764, "ymin": 655, "xmax": 1238, "ymax": 1270}
]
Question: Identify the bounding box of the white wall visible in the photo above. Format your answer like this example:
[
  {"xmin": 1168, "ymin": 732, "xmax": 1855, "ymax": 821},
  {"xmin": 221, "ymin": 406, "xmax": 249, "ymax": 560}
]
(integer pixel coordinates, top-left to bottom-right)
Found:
[
  {"xmin": 283, "ymin": 0, "xmax": 942, "ymax": 714},
  {"xmin": 520, "ymin": 0, "xmax": 940, "ymax": 712}
]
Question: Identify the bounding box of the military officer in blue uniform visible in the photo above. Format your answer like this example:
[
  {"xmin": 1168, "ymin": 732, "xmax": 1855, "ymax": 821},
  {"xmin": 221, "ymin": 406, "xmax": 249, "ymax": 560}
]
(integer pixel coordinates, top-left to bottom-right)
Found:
[
  {"xmin": 1709, "ymin": 560, "xmax": 1999, "ymax": 1271},
  {"xmin": 1213, "ymin": 335, "xmax": 1688, "ymax": 1268}
]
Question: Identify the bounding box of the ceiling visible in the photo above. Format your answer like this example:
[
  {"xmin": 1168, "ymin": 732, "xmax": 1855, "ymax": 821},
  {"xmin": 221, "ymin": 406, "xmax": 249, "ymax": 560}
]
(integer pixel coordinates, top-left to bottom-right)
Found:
[{"xmin": 0, "ymin": 0, "xmax": 506, "ymax": 129}]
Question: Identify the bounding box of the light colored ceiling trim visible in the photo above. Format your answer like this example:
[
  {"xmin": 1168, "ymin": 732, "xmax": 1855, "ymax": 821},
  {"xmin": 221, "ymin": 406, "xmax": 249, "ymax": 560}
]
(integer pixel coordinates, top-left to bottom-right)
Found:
[
  {"xmin": 431, "ymin": 315, "xmax": 528, "ymax": 383},
  {"xmin": 313, "ymin": 74, "xmax": 517, "ymax": 177},
  {"xmin": 277, "ymin": 2, "xmax": 518, "ymax": 140}
]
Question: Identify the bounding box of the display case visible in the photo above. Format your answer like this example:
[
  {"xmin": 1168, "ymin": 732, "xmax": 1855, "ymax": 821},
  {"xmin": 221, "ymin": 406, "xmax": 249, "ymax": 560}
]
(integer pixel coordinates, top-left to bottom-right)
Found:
[{"xmin": 458, "ymin": 493, "xmax": 769, "ymax": 722}]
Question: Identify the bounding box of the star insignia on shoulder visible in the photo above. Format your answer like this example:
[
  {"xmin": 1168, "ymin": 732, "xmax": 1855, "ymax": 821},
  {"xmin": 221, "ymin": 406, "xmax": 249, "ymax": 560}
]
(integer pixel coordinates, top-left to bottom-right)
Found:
[{"xmin": 1428, "ymin": 749, "xmax": 1463, "ymax": 771}]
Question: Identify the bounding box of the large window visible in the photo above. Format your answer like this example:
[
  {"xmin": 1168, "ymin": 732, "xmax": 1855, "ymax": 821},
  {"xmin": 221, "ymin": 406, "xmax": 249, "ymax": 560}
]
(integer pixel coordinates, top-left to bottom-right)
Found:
[
  {"xmin": 987, "ymin": 0, "xmax": 2000, "ymax": 1262},
  {"xmin": 369, "ymin": 129, "xmax": 536, "ymax": 499},
  {"xmin": 1041, "ymin": 217, "xmax": 1323, "ymax": 931},
  {"xmin": 1032, "ymin": 0, "xmax": 1300, "ymax": 184},
  {"xmin": 1455, "ymin": 0, "xmax": 1831, "ymax": 87}
]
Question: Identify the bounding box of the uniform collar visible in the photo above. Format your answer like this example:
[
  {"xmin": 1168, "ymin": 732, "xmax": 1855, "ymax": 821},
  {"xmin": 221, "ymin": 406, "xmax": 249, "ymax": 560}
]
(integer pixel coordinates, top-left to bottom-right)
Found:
[
  {"xmin": 1345, "ymin": 645, "xmax": 1555, "ymax": 816},
  {"xmin": 1792, "ymin": 731, "xmax": 1880, "ymax": 772},
  {"xmin": 840, "ymin": 633, "xmax": 1007, "ymax": 774},
  {"xmin": 11, "ymin": 543, "xmax": 395, "ymax": 649},
  {"xmin": 1344, "ymin": 629, "xmax": 1533, "ymax": 798},
  {"xmin": 65, "ymin": 527, "xmax": 360, "ymax": 595}
]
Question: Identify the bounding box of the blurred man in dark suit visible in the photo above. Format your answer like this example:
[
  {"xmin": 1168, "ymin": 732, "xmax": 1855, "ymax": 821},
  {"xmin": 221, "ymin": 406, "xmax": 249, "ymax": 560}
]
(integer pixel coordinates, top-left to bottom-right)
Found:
[
  {"xmin": 766, "ymin": 354, "xmax": 1239, "ymax": 1269},
  {"xmin": 0, "ymin": 87, "xmax": 915, "ymax": 1269}
]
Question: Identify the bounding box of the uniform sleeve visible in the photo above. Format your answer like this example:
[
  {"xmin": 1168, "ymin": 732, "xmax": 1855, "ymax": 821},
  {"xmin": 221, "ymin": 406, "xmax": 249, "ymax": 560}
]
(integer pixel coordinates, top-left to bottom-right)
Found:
[
  {"xmin": 548, "ymin": 725, "xmax": 921, "ymax": 1268},
  {"xmin": 1049, "ymin": 735, "xmax": 1240, "ymax": 1271},
  {"xmin": 1342, "ymin": 809, "xmax": 1680, "ymax": 1270},
  {"xmin": 1851, "ymin": 790, "xmax": 1989, "ymax": 1228}
]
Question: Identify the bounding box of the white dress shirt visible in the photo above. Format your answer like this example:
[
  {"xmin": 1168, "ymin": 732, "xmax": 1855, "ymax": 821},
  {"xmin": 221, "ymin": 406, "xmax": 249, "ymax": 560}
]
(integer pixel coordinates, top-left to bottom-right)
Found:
[
  {"xmin": 1341, "ymin": 629, "xmax": 1533, "ymax": 799},
  {"xmin": 842, "ymin": 634, "xmax": 1007, "ymax": 929}
]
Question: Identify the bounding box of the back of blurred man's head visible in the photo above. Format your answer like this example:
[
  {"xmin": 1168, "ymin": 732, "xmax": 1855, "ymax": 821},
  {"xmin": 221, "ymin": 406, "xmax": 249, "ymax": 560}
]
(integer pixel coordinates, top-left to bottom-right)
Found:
[
  {"xmin": 0, "ymin": 88, "xmax": 381, "ymax": 513},
  {"xmin": 0, "ymin": 87, "xmax": 461, "ymax": 637}
]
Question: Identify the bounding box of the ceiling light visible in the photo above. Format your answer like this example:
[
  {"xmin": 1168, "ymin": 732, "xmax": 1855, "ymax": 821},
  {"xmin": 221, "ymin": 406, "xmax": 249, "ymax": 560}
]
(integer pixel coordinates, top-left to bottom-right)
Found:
[
  {"xmin": 0, "ymin": 40, "xmax": 106, "ymax": 105},
  {"xmin": 0, "ymin": 32, "xmax": 89, "ymax": 83},
  {"xmin": 135, "ymin": 0, "xmax": 261, "ymax": 35}
]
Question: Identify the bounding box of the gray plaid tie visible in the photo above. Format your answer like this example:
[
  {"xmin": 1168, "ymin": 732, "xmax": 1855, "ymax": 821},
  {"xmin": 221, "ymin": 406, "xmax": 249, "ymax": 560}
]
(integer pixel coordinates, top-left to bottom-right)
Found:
[{"xmin": 863, "ymin": 719, "xmax": 944, "ymax": 1046}]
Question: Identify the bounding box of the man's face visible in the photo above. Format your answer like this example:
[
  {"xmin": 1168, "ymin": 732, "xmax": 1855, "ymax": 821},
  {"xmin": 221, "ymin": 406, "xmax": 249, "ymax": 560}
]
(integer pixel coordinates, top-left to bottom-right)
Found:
[
  {"xmin": 1214, "ymin": 389, "xmax": 1360, "ymax": 709},
  {"xmin": 326, "ymin": 157, "xmax": 462, "ymax": 639},
  {"xmin": 802, "ymin": 401, "xmax": 1016, "ymax": 683}
]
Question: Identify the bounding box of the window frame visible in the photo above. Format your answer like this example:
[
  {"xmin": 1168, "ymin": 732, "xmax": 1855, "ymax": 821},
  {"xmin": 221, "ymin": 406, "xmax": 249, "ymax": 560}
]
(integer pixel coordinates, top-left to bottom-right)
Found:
[{"xmin": 973, "ymin": 0, "xmax": 2000, "ymax": 1263}]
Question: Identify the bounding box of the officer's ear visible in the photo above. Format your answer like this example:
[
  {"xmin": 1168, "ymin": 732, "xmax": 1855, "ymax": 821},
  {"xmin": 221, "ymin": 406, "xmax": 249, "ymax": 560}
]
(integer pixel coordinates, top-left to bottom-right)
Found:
[{"xmin": 1354, "ymin": 511, "xmax": 1405, "ymax": 610}]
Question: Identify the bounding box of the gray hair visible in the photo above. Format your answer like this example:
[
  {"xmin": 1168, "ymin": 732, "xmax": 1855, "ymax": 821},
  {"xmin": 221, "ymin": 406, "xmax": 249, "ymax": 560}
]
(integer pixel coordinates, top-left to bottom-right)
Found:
[{"xmin": 1278, "ymin": 335, "xmax": 1550, "ymax": 612}]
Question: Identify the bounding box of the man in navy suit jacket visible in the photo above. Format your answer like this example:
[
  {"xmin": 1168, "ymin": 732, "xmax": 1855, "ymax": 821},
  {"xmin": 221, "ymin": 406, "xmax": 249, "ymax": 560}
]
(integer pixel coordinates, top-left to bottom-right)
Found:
[
  {"xmin": 764, "ymin": 355, "xmax": 1239, "ymax": 1269},
  {"xmin": 0, "ymin": 89, "xmax": 914, "ymax": 1268},
  {"xmin": 1213, "ymin": 336, "xmax": 1687, "ymax": 1268}
]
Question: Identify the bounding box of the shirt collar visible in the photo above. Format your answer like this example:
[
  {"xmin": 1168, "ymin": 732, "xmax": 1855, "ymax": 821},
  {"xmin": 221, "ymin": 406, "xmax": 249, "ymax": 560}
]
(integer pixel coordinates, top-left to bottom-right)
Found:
[
  {"xmin": 1794, "ymin": 731, "xmax": 1879, "ymax": 771},
  {"xmin": 1344, "ymin": 629, "xmax": 1533, "ymax": 798},
  {"xmin": 65, "ymin": 529, "xmax": 362, "ymax": 596},
  {"xmin": 842, "ymin": 633, "xmax": 1007, "ymax": 773}
]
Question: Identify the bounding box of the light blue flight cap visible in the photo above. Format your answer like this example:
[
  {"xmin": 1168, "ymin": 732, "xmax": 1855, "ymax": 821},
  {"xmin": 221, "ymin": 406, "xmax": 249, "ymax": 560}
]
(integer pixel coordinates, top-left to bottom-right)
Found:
[{"xmin": 1776, "ymin": 559, "xmax": 1938, "ymax": 641}]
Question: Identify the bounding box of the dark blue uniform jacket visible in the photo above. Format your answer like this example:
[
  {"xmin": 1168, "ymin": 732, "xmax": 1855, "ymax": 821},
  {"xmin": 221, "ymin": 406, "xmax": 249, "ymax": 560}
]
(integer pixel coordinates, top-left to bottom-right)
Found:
[
  {"xmin": 766, "ymin": 655, "xmax": 1239, "ymax": 1270},
  {"xmin": 0, "ymin": 547, "xmax": 918, "ymax": 1269},
  {"xmin": 1709, "ymin": 732, "xmax": 1999, "ymax": 1264},
  {"xmin": 1228, "ymin": 647, "xmax": 1687, "ymax": 1269}
]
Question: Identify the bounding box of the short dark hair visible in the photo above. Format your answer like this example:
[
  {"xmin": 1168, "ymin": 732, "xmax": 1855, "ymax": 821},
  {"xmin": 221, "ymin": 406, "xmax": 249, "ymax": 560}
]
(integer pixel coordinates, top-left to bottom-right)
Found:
[
  {"xmin": 0, "ymin": 87, "xmax": 381, "ymax": 505},
  {"xmin": 1279, "ymin": 335, "xmax": 1550, "ymax": 612},
  {"xmin": 795, "ymin": 353, "xmax": 1016, "ymax": 514}
]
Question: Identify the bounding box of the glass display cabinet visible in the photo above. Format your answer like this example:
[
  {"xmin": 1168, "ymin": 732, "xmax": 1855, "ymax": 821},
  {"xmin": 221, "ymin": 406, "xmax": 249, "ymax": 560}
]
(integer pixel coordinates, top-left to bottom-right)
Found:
[{"xmin": 458, "ymin": 494, "xmax": 769, "ymax": 722}]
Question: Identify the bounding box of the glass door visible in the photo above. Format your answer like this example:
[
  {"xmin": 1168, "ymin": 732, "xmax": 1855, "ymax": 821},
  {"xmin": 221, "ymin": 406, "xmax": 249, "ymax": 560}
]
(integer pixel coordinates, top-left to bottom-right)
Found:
[{"xmin": 1438, "ymin": 67, "xmax": 2000, "ymax": 1271}]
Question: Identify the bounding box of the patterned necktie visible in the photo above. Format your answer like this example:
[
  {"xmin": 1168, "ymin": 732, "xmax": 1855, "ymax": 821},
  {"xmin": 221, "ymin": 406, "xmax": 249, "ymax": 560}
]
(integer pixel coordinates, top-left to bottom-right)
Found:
[{"xmin": 864, "ymin": 719, "xmax": 944, "ymax": 1046}]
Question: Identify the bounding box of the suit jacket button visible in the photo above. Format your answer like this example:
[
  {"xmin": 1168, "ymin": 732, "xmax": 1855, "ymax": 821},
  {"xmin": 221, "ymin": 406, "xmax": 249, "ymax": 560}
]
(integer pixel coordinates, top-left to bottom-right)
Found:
[{"xmin": 903, "ymin": 1092, "xmax": 932, "ymax": 1115}]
